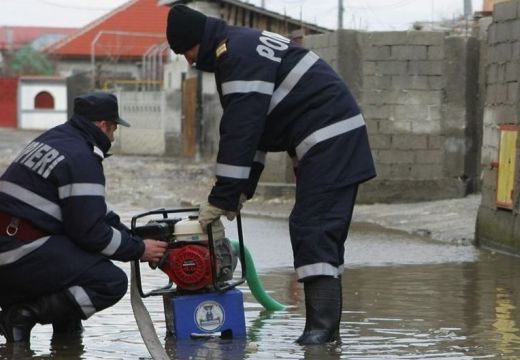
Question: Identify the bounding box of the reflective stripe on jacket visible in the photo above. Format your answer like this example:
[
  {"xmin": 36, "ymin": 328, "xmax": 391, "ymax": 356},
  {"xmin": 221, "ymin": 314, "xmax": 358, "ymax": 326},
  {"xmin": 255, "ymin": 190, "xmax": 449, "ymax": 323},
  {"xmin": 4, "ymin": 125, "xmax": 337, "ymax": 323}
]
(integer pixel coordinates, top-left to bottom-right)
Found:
[
  {"xmin": 0, "ymin": 117, "xmax": 144, "ymax": 263},
  {"xmin": 198, "ymin": 19, "xmax": 376, "ymax": 211}
]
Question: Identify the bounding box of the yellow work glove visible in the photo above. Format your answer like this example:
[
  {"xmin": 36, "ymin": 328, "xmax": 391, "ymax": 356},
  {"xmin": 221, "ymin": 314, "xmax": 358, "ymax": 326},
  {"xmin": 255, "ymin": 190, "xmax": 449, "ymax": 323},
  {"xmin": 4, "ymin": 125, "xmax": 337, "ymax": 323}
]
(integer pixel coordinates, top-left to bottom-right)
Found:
[{"xmin": 198, "ymin": 201, "xmax": 236, "ymax": 232}]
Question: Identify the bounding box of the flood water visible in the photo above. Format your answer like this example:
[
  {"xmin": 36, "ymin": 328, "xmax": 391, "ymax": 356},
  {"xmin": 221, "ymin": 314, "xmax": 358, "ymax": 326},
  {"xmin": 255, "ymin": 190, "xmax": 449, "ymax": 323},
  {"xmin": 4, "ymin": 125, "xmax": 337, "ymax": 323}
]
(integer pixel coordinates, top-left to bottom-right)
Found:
[{"xmin": 1, "ymin": 215, "xmax": 520, "ymax": 359}]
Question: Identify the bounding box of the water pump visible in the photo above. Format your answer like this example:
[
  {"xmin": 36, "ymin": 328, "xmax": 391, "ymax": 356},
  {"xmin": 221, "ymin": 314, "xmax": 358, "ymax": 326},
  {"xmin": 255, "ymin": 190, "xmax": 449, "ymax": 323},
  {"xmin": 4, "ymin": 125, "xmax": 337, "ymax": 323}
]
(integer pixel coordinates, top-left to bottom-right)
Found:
[
  {"xmin": 130, "ymin": 207, "xmax": 286, "ymax": 345},
  {"xmin": 131, "ymin": 208, "xmax": 247, "ymax": 339},
  {"xmin": 157, "ymin": 216, "xmax": 236, "ymax": 292}
]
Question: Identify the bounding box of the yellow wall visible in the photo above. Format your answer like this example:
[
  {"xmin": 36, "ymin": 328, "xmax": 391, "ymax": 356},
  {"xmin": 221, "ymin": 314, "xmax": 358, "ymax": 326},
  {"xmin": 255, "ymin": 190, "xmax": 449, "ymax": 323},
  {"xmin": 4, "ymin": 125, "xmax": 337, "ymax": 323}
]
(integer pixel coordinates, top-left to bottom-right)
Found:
[{"xmin": 496, "ymin": 126, "xmax": 518, "ymax": 209}]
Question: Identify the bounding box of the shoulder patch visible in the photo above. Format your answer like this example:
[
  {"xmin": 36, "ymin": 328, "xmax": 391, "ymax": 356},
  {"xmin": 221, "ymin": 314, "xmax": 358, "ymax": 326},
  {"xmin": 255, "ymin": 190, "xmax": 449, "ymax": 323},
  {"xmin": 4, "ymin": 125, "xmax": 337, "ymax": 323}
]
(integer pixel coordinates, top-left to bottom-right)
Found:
[{"xmin": 216, "ymin": 41, "xmax": 227, "ymax": 59}]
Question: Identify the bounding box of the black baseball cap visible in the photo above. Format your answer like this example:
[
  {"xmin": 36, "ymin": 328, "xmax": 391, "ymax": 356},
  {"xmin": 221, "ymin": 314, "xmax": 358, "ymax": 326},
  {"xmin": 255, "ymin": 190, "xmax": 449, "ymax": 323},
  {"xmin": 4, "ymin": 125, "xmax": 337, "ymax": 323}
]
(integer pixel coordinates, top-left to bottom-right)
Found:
[{"xmin": 73, "ymin": 92, "xmax": 130, "ymax": 127}]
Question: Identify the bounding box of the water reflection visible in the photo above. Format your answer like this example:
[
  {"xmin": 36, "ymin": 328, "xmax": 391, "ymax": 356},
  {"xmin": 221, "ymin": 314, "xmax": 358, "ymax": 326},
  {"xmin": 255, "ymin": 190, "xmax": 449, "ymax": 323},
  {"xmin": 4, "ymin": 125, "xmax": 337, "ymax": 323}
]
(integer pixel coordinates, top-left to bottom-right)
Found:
[
  {"xmin": 2, "ymin": 222, "xmax": 520, "ymax": 359},
  {"xmin": 164, "ymin": 337, "xmax": 247, "ymax": 360}
]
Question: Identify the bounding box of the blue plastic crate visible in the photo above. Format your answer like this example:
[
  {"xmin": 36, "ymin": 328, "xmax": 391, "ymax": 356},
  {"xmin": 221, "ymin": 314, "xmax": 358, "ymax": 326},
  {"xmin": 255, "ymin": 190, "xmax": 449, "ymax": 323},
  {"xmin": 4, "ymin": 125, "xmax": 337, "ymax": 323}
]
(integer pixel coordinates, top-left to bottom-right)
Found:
[{"xmin": 163, "ymin": 289, "xmax": 246, "ymax": 339}]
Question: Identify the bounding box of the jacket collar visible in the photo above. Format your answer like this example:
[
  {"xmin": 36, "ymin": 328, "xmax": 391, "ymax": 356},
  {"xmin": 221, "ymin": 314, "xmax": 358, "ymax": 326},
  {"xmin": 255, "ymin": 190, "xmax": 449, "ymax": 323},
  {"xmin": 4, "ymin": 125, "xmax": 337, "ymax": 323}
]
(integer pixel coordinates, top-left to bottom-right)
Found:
[
  {"xmin": 196, "ymin": 17, "xmax": 228, "ymax": 73},
  {"xmin": 69, "ymin": 115, "xmax": 112, "ymax": 159}
]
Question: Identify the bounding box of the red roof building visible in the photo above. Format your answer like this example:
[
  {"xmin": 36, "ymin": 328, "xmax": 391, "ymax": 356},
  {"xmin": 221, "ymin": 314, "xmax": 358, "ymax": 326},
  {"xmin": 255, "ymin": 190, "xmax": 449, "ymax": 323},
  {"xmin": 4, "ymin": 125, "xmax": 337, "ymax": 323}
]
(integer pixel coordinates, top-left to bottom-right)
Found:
[
  {"xmin": 46, "ymin": 0, "xmax": 169, "ymax": 60},
  {"xmin": 0, "ymin": 26, "xmax": 77, "ymax": 51}
]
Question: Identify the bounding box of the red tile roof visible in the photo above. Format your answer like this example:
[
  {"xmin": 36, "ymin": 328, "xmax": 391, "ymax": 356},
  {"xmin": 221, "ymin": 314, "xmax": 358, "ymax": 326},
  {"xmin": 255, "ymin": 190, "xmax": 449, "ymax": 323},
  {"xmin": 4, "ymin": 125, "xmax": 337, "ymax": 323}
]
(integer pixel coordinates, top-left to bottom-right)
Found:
[
  {"xmin": 46, "ymin": 0, "xmax": 169, "ymax": 60},
  {"xmin": 20, "ymin": 76, "xmax": 66, "ymax": 81},
  {"xmin": 0, "ymin": 26, "xmax": 77, "ymax": 51}
]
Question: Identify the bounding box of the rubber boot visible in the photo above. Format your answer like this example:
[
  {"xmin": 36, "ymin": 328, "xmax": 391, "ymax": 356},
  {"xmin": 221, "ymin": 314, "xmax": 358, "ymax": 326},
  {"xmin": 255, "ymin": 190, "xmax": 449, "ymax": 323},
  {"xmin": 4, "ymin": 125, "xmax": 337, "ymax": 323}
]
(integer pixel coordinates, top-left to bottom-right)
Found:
[
  {"xmin": 0, "ymin": 292, "xmax": 83, "ymax": 343},
  {"xmin": 50, "ymin": 328, "xmax": 85, "ymax": 355},
  {"xmin": 52, "ymin": 319, "xmax": 84, "ymax": 335},
  {"xmin": 296, "ymin": 276, "xmax": 342, "ymax": 345},
  {"xmin": 0, "ymin": 307, "xmax": 37, "ymax": 343}
]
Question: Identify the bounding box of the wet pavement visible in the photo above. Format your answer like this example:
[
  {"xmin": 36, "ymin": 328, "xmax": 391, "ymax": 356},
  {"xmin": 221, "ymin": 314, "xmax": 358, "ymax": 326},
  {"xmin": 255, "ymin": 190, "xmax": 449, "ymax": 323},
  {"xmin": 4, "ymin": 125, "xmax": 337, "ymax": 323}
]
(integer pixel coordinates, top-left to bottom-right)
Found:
[
  {"xmin": 1, "ymin": 128, "xmax": 520, "ymax": 359},
  {"xmin": 2, "ymin": 222, "xmax": 519, "ymax": 359}
]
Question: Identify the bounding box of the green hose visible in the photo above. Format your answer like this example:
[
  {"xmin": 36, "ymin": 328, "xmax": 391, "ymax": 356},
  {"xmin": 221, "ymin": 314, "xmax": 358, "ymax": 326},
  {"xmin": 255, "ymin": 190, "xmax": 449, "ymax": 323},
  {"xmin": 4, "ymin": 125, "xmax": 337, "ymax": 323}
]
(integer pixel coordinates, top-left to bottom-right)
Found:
[{"xmin": 230, "ymin": 240, "xmax": 287, "ymax": 311}]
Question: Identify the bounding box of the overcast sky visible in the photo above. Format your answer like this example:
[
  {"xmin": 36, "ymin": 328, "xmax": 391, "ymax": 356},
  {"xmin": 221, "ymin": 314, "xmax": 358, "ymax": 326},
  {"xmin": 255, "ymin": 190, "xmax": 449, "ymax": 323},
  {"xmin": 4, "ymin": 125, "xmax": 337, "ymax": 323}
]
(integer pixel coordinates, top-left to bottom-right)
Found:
[{"xmin": 1, "ymin": 0, "xmax": 484, "ymax": 31}]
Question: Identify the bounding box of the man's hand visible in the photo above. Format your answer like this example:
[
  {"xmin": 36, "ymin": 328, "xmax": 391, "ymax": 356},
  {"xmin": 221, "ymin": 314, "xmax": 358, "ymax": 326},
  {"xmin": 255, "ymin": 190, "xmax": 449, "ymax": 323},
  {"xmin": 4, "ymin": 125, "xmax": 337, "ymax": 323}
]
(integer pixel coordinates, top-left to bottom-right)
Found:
[
  {"xmin": 198, "ymin": 201, "xmax": 236, "ymax": 231},
  {"xmin": 140, "ymin": 239, "xmax": 168, "ymax": 263}
]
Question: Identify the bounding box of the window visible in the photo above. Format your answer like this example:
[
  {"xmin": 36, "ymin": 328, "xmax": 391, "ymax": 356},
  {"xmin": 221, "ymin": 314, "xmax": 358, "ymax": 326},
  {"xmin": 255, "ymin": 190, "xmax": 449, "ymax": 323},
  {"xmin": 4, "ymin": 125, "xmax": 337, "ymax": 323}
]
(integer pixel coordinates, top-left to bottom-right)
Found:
[{"xmin": 34, "ymin": 91, "xmax": 54, "ymax": 109}]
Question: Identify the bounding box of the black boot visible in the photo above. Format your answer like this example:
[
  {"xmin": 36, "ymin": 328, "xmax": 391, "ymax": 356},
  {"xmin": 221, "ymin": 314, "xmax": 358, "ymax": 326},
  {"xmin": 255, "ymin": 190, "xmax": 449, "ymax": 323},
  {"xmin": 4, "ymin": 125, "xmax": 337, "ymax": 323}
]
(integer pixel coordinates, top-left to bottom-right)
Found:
[
  {"xmin": 296, "ymin": 276, "xmax": 342, "ymax": 345},
  {"xmin": 0, "ymin": 292, "xmax": 84, "ymax": 343},
  {"xmin": 50, "ymin": 329, "xmax": 85, "ymax": 355},
  {"xmin": 0, "ymin": 306, "xmax": 37, "ymax": 343},
  {"xmin": 52, "ymin": 319, "xmax": 84, "ymax": 335}
]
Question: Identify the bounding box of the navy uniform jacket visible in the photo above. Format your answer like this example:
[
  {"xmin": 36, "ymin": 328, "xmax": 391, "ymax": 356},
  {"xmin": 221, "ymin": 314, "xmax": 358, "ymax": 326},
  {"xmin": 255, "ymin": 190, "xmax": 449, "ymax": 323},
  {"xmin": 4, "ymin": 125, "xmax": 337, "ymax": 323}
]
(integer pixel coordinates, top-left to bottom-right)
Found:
[
  {"xmin": 196, "ymin": 18, "xmax": 376, "ymax": 211},
  {"xmin": 0, "ymin": 116, "xmax": 144, "ymax": 264}
]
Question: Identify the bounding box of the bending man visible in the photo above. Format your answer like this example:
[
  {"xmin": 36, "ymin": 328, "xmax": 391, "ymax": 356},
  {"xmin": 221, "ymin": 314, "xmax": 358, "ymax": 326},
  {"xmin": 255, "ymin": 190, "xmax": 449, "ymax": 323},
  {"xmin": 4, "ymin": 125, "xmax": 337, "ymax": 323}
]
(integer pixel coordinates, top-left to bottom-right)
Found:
[{"xmin": 166, "ymin": 5, "xmax": 376, "ymax": 345}]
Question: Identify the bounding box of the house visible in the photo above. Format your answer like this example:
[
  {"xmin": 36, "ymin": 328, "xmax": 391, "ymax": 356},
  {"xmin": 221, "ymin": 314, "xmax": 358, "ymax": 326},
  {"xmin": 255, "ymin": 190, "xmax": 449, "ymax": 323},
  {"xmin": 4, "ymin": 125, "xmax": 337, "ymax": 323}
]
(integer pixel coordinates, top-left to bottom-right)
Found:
[
  {"xmin": 0, "ymin": 26, "xmax": 77, "ymax": 52},
  {"xmin": 45, "ymin": 0, "xmax": 171, "ymax": 91},
  {"xmin": 159, "ymin": 0, "xmax": 329, "ymax": 39},
  {"xmin": 0, "ymin": 26, "xmax": 77, "ymax": 74},
  {"xmin": 42, "ymin": 0, "xmax": 329, "ymax": 158},
  {"xmin": 1, "ymin": 0, "xmax": 329, "ymax": 155},
  {"xmin": 0, "ymin": 27, "xmax": 72, "ymax": 129},
  {"xmin": 45, "ymin": 0, "xmax": 328, "ymax": 93}
]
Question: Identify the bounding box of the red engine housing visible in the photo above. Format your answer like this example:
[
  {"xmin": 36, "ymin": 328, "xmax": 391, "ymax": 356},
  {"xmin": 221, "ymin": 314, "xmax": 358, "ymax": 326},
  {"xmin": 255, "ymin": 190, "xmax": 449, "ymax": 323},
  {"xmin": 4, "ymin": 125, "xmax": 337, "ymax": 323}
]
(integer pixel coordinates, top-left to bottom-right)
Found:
[{"xmin": 159, "ymin": 244, "xmax": 213, "ymax": 291}]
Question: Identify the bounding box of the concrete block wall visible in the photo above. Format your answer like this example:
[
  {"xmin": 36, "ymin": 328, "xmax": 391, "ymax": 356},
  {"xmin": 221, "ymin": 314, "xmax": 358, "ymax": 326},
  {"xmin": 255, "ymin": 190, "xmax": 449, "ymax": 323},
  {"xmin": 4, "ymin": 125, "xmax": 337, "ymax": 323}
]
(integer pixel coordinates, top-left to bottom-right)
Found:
[
  {"xmin": 118, "ymin": 28, "xmax": 482, "ymax": 204},
  {"xmin": 152, "ymin": 27, "xmax": 480, "ymax": 204},
  {"xmin": 360, "ymin": 31, "xmax": 445, "ymax": 189},
  {"xmin": 476, "ymin": 0, "xmax": 520, "ymax": 254},
  {"xmin": 302, "ymin": 30, "xmax": 481, "ymax": 203},
  {"xmin": 261, "ymin": 32, "xmax": 341, "ymax": 184}
]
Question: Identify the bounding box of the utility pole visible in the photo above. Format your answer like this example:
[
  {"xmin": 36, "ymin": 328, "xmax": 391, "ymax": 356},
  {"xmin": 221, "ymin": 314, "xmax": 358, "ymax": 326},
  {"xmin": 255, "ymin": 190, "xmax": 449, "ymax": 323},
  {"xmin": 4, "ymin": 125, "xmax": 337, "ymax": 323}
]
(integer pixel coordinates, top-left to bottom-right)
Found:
[
  {"xmin": 338, "ymin": 0, "xmax": 344, "ymax": 29},
  {"xmin": 464, "ymin": 0, "xmax": 472, "ymax": 17},
  {"xmin": 463, "ymin": 0, "xmax": 472, "ymax": 37},
  {"xmin": 261, "ymin": 0, "xmax": 265, "ymax": 8}
]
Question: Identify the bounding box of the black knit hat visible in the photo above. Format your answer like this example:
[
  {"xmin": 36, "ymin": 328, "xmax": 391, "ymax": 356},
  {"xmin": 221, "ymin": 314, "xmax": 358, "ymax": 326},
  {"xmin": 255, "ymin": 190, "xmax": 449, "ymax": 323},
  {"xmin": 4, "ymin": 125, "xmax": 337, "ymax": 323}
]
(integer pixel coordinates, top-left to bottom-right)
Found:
[{"xmin": 166, "ymin": 5, "xmax": 207, "ymax": 54}]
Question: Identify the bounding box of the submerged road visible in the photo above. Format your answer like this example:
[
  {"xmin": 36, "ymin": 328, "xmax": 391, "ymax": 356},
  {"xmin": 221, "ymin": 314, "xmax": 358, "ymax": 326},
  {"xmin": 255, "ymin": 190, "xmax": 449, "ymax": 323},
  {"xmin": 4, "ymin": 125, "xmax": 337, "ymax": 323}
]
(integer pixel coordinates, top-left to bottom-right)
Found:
[{"xmin": 2, "ymin": 128, "xmax": 519, "ymax": 359}]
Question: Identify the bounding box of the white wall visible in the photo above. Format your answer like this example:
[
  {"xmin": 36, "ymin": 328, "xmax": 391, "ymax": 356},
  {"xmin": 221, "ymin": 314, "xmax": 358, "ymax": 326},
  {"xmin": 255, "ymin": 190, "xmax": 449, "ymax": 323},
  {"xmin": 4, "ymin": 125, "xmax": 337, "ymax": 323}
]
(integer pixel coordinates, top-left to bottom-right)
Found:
[
  {"xmin": 19, "ymin": 80, "xmax": 68, "ymax": 130},
  {"xmin": 115, "ymin": 90, "xmax": 167, "ymax": 155},
  {"xmin": 55, "ymin": 60, "xmax": 140, "ymax": 80},
  {"xmin": 163, "ymin": 59, "xmax": 217, "ymax": 95}
]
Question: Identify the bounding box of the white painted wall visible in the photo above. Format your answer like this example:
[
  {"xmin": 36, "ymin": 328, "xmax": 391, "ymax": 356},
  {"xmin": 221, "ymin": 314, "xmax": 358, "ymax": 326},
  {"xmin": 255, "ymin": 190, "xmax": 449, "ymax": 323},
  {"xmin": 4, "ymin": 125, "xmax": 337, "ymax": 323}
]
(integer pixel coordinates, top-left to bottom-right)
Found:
[
  {"xmin": 115, "ymin": 90, "xmax": 167, "ymax": 155},
  {"xmin": 163, "ymin": 59, "xmax": 216, "ymax": 95},
  {"xmin": 19, "ymin": 79, "xmax": 68, "ymax": 130},
  {"xmin": 55, "ymin": 60, "xmax": 140, "ymax": 80}
]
